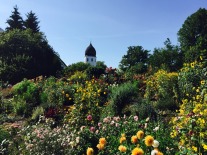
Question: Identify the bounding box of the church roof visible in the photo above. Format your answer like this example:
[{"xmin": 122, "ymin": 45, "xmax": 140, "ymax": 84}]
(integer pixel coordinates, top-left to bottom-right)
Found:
[{"xmin": 85, "ymin": 43, "xmax": 96, "ymax": 57}]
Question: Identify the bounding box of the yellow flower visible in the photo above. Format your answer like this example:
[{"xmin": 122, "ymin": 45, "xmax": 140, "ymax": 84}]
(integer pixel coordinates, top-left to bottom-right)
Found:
[
  {"xmin": 145, "ymin": 135, "xmax": 154, "ymax": 146},
  {"xmin": 65, "ymin": 94, "xmax": 69, "ymax": 98},
  {"xmin": 200, "ymin": 80, "xmax": 205, "ymax": 85},
  {"xmin": 99, "ymin": 137, "xmax": 107, "ymax": 145},
  {"xmin": 202, "ymin": 143, "xmax": 207, "ymax": 150},
  {"xmin": 120, "ymin": 136, "xmax": 126, "ymax": 143},
  {"xmin": 86, "ymin": 147, "xmax": 94, "ymax": 155},
  {"xmin": 131, "ymin": 135, "xmax": 138, "ymax": 144},
  {"xmin": 192, "ymin": 146, "xmax": 197, "ymax": 152},
  {"xmin": 118, "ymin": 145, "xmax": 127, "ymax": 152},
  {"xmin": 97, "ymin": 143, "xmax": 105, "ymax": 150},
  {"xmin": 157, "ymin": 152, "xmax": 163, "ymax": 155},
  {"xmin": 131, "ymin": 147, "xmax": 144, "ymax": 155},
  {"xmin": 191, "ymin": 62, "xmax": 195, "ymax": 68},
  {"xmin": 136, "ymin": 130, "xmax": 144, "ymax": 139}
]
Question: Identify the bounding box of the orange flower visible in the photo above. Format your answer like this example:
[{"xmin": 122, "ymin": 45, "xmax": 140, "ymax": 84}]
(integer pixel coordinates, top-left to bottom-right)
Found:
[
  {"xmin": 136, "ymin": 130, "xmax": 144, "ymax": 139},
  {"xmin": 120, "ymin": 136, "xmax": 126, "ymax": 143},
  {"xmin": 97, "ymin": 143, "xmax": 105, "ymax": 150},
  {"xmin": 145, "ymin": 135, "xmax": 154, "ymax": 146},
  {"xmin": 86, "ymin": 147, "xmax": 94, "ymax": 155},
  {"xmin": 99, "ymin": 137, "xmax": 107, "ymax": 145},
  {"xmin": 118, "ymin": 145, "xmax": 127, "ymax": 152},
  {"xmin": 131, "ymin": 147, "xmax": 144, "ymax": 155},
  {"xmin": 131, "ymin": 135, "xmax": 138, "ymax": 144}
]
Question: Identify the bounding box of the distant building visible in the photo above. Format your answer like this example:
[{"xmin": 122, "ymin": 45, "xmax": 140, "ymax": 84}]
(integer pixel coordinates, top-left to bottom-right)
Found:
[{"xmin": 84, "ymin": 43, "xmax": 96, "ymax": 66}]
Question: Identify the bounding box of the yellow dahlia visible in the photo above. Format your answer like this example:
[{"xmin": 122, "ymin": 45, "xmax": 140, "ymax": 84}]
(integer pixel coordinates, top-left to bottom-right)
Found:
[
  {"xmin": 131, "ymin": 147, "xmax": 144, "ymax": 155},
  {"xmin": 99, "ymin": 137, "xmax": 107, "ymax": 145},
  {"xmin": 145, "ymin": 135, "xmax": 154, "ymax": 146},
  {"xmin": 120, "ymin": 136, "xmax": 126, "ymax": 143},
  {"xmin": 86, "ymin": 147, "xmax": 94, "ymax": 155},
  {"xmin": 97, "ymin": 143, "xmax": 105, "ymax": 150},
  {"xmin": 118, "ymin": 145, "xmax": 127, "ymax": 152},
  {"xmin": 136, "ymin": 130, "xmax": 144, "ymax": 139},
  {"xmin": 131, "ymin": 135, "xmax": 138, "ymax": 144}
]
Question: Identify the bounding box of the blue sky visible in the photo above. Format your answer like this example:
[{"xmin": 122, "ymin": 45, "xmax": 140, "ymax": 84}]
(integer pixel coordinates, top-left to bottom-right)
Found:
[{"xmin": 0, "ymin": 0, "xmax": 206, "ymax": 68}]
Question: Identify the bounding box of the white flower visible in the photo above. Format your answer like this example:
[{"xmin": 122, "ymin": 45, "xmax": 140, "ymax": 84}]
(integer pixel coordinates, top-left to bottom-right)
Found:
[
  {"xmin": 151, "ymin": 149, "xmax": 158, "ymax": 155},
  {"xmin": 153, "ymin": 126, "xmax": 159, "ymax": 132},
  {"xmin": 152, "ymin": 140, "xmax": 159, "ymax": 148}
]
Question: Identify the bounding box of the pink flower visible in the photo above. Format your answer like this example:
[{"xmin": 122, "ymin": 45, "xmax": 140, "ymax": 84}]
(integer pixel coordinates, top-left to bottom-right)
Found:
[
  {"xmin": 90, "ymin": 126, "xmax": 95, "ymax": 132},
  {"xmin": 98, "ymin": 122, "xmax": 102, "ymax": 127},
  {"xmin": 134, "ymin": 116, "xmax": 138, "ymax": 121},
  {"xmin": 87, "ymin": 115, "xmax": 93, "ymax": 121}
]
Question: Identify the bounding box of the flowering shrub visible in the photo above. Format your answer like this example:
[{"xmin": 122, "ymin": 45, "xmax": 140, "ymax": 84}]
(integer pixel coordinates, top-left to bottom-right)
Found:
[
  {"xmin": 64, "ymin": 78, "xmax": 108, "ymax": 129},
  {"xmin": 145, "ymin": 69, "xmax": 179, "ymax": 110},
  {"xmin": 171, "ymin": 61, "xmax": 207, "ymax": 154}
]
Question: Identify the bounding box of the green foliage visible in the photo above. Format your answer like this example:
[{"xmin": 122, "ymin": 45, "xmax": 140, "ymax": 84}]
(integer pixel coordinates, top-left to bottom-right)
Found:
[
  {"xmin": 103, "ymin": 81, "xmax": 138, "ymax": 117},
  {"xmin": 6, "ymin": 5, "xmax": 24, "ymax": 31},
  {"xmin": 119, "ymin": 45, "xmax": 149, "ymax": 72},
  {"xmin": 12, "ymin": 79, "xmax": 39, "ymax": 106},
  {"xmin": 0, "ymin": 127, "xmax": 10, "ymax": 142},
  {"xmin": 12, "ymin": 99, "xmax": 29, "ymax": 116},
  {"xmin": 0, "ymin": 28, "xmax": 64, "ymax": 84},
  {"xmin": 68, "ymin": 71, "xmax": 87, "ymax": 84},
  {"xmin": 128, "ymin": 100, "xmax": 157, "ymax": 120},
  {"xmin": 63, "ymin": 62, "xmax": 90, "ymax": 77},
  {"xmin": 86, "ymin": 66, "xmax": 105, "ymax": 79},
  {"xmin": 178, "ymin": 8, "xmax": 207, "ymax": 51},
  {"xmin": 178, "ymin": 8, "xmax": 207, "ymax": 62},
  {"xmin": 65, "ymin": 78, "xmax": 108, "ymax": 129},
  {"xmin": 149, "ymin": 38, "xmax": 183, "ymax": 72},
  {"xmin": 40, "ymin": 77, "xmax": 75, "ymax": 110},
  {"xmin": 178, "ymin": 61, "xmax": 205, "ymax": 100},
  {"xmin": 31, "ymin": 106, "xmax": 44, "ymax": 121},
  {"xmin": 24, "ymin": 11, "xmax": 40, "ymax": 33},
  {"xmin": 145, "ymin": 70, "xmax": 179, "ymax": 111}
]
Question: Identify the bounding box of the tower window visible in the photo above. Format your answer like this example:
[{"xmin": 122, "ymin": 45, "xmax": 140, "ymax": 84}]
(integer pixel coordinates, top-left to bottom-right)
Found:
[
  {"xmin": 87, "ymin": 58, "xmax": 89, "ymax": 62},
  {"xmin": 91, "ymin": 58, "xmax": 93, "ymax": 61}
]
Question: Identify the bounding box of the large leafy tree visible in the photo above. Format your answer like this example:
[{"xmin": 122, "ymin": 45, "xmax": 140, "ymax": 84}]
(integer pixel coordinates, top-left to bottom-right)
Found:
[
  {"xmin": 0, "ymin": 29, "xmax": 64, "ymax": 84},
  {"xmin": 6, "ymin": 5, "xmax": 24, "ymax": 31},
  {"xmin": 149, "ymin": 38, "xmax": 183, "ymax": 72},
  {"xmin": 178, "ymin": 8, "xmax": 207, "ymax": 62},
  {"xmin": 24, "ymin": 11, "xmax": 40, "ymax": 33},
  {"xmin": 119, "ymin": 46, "xmax": 149, "ymax": 73}
]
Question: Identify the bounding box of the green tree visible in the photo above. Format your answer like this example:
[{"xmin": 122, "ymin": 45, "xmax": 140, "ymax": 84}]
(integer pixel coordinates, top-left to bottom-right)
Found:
[
  {"xmin": 24, "ymin": 11, "xmax": 40, "ymax": 33},
  {"xmin": 6, "ymin": 5, "xmax": 24, "ymax": 31},
  {"xmin": 0, "ymin": 29, "xmax": 64, "ymax": 84},
  {"xmin": 96, "ymin": 61, "xmax": 107, "ymax": 70},
  {"xmin": 63, "ymin": 62, "xmax": 90, "ymax": 77},
  {"xmin": 149, "ymin": 38, "xmax": 183, "ymax": 72},
  {"xmin": 119, "ymin": 46, "xmax": 149, "ymax": 72},
  {"xmin": 178, "ymin": 8, "xmax": 207, "ymax": 62}
]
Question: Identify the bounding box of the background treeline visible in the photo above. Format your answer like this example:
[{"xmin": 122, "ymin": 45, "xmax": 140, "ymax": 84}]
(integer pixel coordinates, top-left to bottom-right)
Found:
[{"xmin": 0, "ymin": 6, "xmax": 66, "ymax": 84}]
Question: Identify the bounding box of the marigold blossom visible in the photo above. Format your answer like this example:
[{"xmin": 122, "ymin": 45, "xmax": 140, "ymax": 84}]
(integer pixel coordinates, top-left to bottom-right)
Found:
[
  {"xmin": 145, "ymin": 135, "xmax": 154, "ymax": 146},
  {"xmin": 131, "ymin": 147, "xmax": 144, "ymax": 155},
  {"xmin": 136, "ymin": 130, "xmax": 144, "ymax": 139},
  {"xmin": 99, "ymin": 137, "xmax": 107, "ymax": 145},
  {"xmin": 86, "ymin": 147, "xmax": 94, "ymax": 155},
  {"xmin": 131, "ymin": 135, "xmax": 138, "ymax": 144},
  {"xmin": 97, "ymin": 143, "xmax": 105, "ymax": 150},
  {"xmin": 118, "ymin": 145, "xmax": 127, "ymax": 152}
]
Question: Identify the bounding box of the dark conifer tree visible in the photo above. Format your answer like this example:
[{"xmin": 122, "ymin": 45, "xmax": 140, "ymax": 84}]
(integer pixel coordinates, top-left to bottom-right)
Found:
[
  {"xmin": 24, "ymin": 11, "xmax": 40, "ymax": 33},
  {"xmin": 6, "ymin": 5, "xmax": 24, "ymax": 31}
]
